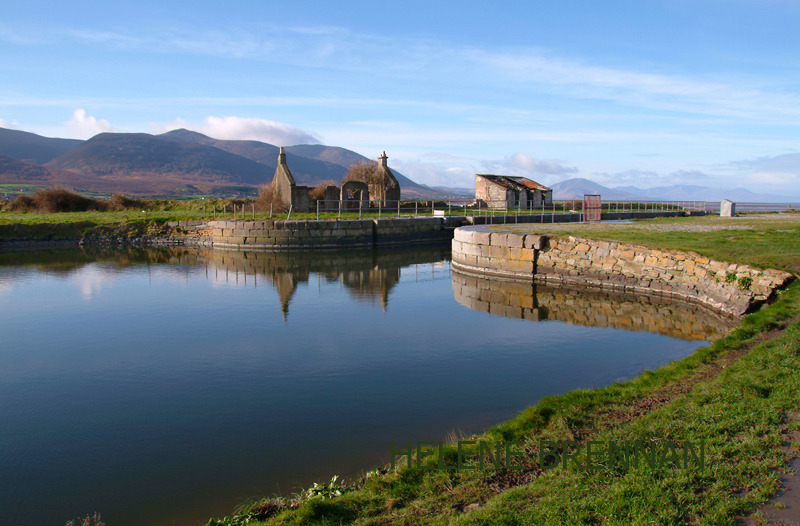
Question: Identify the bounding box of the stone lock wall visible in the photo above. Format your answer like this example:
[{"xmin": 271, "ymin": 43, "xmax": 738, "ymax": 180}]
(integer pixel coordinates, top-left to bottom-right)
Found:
[
  {"xmin": 199, "ymin": 217, "xmax": 456, "ymax": 249},
  {"xmin": 452, "ymin": 225, "xmax": 794, "ymax": 317}
]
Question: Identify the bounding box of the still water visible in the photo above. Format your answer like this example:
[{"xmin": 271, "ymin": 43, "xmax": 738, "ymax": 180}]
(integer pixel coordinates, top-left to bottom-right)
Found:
[{"xmin": 0, "ymin": 246, "xmax": 733, "ymax": 526}]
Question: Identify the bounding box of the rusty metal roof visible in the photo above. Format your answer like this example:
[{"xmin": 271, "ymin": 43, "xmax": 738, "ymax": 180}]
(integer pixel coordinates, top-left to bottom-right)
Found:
[{"xmin": 476, "ymin": 174, "xmax": 551, "ymax": 192}]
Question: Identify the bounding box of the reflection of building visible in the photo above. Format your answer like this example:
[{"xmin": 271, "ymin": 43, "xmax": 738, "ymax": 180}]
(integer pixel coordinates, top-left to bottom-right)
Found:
[
  {"xmin": 200, "ymin": 247, "xmax": 449, "ymax": 320},
  {"xmin": 475, "ymin": 174, "xmax": 553, "ymax": 208},
  {"xmin": 452, "ymin": 271, "xmax": 736, "ymax": 341},
  {"xmin": 341, "ymin": 267, "xmax": 401, "ymax": 312}
]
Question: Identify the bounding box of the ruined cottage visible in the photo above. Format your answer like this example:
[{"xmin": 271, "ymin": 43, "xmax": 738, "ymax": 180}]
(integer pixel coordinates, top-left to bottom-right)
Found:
[
  {"xmin": 474, "ymin": 174, "xmax": 553, "ymax": 209},
  {"xmin": 270, "ymin": 148, "xmax": 400, "ymax": 211}
]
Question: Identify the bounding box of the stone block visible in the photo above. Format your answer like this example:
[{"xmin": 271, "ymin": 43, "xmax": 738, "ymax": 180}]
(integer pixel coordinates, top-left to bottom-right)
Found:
[{"xmin": 720, "ymin": 199, "xmax": 736, "ymax": 217}]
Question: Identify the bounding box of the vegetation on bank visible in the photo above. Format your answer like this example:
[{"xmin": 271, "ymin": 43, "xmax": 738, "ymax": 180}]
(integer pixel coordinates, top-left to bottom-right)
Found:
[
  {"xmin": 205, "ymin": 216, "xmax": 800, "ymax": 526},
  {"xmin": 0, "ymin": 188, "xmax": 469, "ymax": 240}
]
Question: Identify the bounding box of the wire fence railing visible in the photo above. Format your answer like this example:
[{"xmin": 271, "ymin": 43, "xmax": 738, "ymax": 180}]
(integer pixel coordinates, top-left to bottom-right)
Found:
[{"xmin": 199, "ymin": 199, "xmax": 799, "ymax": 221}]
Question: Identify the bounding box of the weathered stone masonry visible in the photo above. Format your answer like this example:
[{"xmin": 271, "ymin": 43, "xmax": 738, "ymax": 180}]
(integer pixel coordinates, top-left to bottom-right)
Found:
[
  {"xmin": 452, "ymin": 225, "xmax": 794, "ymax": 317},
  {"xmin": 183, "ymin": 217, "xmax": 461, "ymax": 249}
]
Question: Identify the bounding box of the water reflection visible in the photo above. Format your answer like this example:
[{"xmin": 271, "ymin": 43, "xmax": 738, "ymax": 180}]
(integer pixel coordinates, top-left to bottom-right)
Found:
[
  {"xmin": 1, "ymin": 246, "xmax": 710, "ymax": 526},
  {"xmin": 452, "ymin": 271, "xmax": 737, "ymax": 341},
  {"xmin": 0, "ymin": 246, "xmax": 451, "ymax": 317}
]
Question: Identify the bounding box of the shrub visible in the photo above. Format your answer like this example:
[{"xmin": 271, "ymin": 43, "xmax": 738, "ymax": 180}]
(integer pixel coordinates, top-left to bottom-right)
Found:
[
  {"xmin": 5, "ymin": 195, "xmax": 37, "ymax": 211},
  {"xmin": 255, "ymin": 182, "xmax": 287, "ymax": 213},
  {"xmin": 33, "ymin": 187, "xmax": 99, "ymax": 212},
  {"xmin": 2, "ymin": 187, "xmax": 101, "ymax": 213},
  {"xmin": 65, "ymin": 513, "xmax": 105, "ymax": 526},
  {"xmin": 103, "ymin": 192, "xmax": 148, "ymax": 211},
  {"xmin": 308, "ymin": 180, "xmax": 337, "ymax": 203}
]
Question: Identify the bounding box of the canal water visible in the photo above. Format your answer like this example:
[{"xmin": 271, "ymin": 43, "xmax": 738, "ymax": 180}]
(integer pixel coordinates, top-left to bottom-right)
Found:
[{"xmin": 0, "ymin": 246, "xmax": 734, "ymax": 526}]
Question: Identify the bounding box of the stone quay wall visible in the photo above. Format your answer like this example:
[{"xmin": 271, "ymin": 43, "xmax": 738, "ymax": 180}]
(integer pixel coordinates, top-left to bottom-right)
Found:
[
  {"xmin": 181, "ymin": 217, "xmax": 461, "ymax": 250},
  {"xmin": 452, "ymin": 225, "xmax": 794, "ymax": 317}
]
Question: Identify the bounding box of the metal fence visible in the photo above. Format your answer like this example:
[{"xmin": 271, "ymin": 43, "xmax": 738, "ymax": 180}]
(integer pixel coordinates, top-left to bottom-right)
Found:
[{"xmin": 202, "ymin": 199, "xmax": 799, "ymax": 221}]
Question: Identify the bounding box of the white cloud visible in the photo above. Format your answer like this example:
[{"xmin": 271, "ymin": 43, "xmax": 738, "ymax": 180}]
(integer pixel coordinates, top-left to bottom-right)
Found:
[
  {"xmin": 507, "ymin": 153, "xmax": 578, "ymax": 175},
  {"xmin": 64, "ymin": 109, "xmax": 114, "ymax": 139},
  {"xmin": 393, "ymin": 152, "xmax": 580, "ymax": 189},
  {"xmin": 392, "ymin": 158, "xmax": 476, "ymax": 188},
  {"xmin": 0, "ymin": 117, "xmax": 18, "ymax": 129},
  {"xmin": 731, "ymin": 153, "xmax": 800, "ymax": 173},
  {"xmin": 467, "ymin": 50, "xmax": 783, "ymax": 121},
  {"xmin": 155, "ymin": 116, "xmax": 320, "ymax": 145}
]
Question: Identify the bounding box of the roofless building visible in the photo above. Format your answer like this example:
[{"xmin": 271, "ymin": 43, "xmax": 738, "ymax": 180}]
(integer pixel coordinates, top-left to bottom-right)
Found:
[{"xmin": 474, "ymin": 174, "xmax": 553, "ymax": 209}]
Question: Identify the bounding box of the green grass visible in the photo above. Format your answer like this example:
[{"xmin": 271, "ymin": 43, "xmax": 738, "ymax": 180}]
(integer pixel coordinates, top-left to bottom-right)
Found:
[
  {"xmin": 206, "ymin": 214, "xmax": 800, "ymax": 526},
  {"xmin": 497, "ymin": 213, "xmax": 800, "ymax": 272},
  {"xmin": 0, "ymin": 198, "xmax": 473, "ymax": 240}
]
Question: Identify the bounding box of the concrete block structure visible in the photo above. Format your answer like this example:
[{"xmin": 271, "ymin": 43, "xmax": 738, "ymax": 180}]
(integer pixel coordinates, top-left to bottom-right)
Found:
[{"xmin": 720, "ymin": 199, "xmax": 736, "ymax": 217}]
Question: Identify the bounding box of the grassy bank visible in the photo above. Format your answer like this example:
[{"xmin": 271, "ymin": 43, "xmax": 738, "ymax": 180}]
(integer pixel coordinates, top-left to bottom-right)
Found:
[
  {"xmin": 497, "ymin": 213, "xmax": 800, "ymax": 272},
  {"xmin": 207, "ymin": 215, "xmax": 800, "ymax": 526},
  {"xmin": 0, "ymin": 201, "xmax": 463, "ymax": 240}
]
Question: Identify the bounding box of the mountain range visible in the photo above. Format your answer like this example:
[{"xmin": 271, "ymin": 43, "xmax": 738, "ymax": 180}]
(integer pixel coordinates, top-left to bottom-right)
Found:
[
  {"xmin": 0, "ymin": 127, "xmax": 445, "ymax": 197},
  {"xmin": 1, "ymin": 127, "xmax": 793, "ymax": 202},
  {"xmin": 549, "ymin": 177, "xmax": 793, "ymax": 203}
]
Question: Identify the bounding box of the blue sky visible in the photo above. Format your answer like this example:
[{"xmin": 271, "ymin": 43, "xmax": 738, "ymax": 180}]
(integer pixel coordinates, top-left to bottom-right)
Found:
[{"xmin": 1, "ymin": 0, "xmax": 799, "ymax": 196}]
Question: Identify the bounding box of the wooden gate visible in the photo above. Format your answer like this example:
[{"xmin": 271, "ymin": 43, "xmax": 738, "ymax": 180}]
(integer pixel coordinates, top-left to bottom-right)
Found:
[{"xmin": 583, "ymin": 194, "xmax": 602, "ymax": 222}]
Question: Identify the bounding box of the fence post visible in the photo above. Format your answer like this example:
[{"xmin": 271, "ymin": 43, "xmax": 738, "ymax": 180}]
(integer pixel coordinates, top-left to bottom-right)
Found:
[
  {"xmin": 415, "ymin": 200, "xmax": 418, "ymax": 217},
  {"xmin": 397, "ymin": 200, "xmax": 400, "ymax": 217},
  {"xmin": 317, "ymin": 200, "xmax": 320, "ymax": 221}
]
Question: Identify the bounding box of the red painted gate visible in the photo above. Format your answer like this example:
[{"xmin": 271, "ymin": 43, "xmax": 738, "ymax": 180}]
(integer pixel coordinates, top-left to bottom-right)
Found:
[{"xmin": 583, "ymin": 194, "xmax": 602, "ymax": 222}]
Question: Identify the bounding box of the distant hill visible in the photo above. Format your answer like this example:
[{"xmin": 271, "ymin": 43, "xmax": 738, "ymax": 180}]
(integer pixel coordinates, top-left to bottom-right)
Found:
[
  {"xmin": 159, "ymin": 129, "xmax": 345, "ymax": 184},
  {"xmin": 551, "ymin": 177, "xmax": 793, "ymax": 202},
  {"xmin": 0, "ymin": 127, "xmax": 82, "ymax": 164},
  {"xmin": 0, "ymin": 126, "xmax": 478, "ymax": 198},
  {"xmin": 45, "ymin": 132, "xmax": 272, "ymax": 194},
  {"xmin": 428, "ymin": 186, "xmax": 474, "ymax": 198},
  {"xmin": 612, "ymin": 184, "xmax": 789, "ymax": 202},
  {"xmin": 551, "ymin": 178, "xmax": 640, "ymax": 200},
  {"xmin": 159, "ymin": 129, "xmax": 434, "ymax": 196},
  {"xmin": 0, "ymin": 155, "xmax": 102, "ymax": 189}
]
